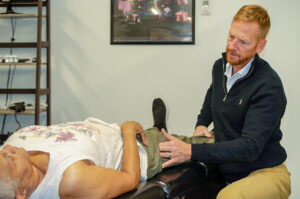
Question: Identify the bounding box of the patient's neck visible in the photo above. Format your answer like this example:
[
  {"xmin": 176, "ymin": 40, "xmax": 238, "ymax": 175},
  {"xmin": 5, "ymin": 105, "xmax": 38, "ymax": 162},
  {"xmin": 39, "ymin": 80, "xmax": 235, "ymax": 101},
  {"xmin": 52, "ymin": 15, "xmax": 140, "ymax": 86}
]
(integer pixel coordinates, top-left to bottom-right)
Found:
[
  {"xmin": 27, "ymin": 166, "xmax": 44, "ymax": 196},
  {"xmin": 26, "ymin": 152, "xmax": 50, "ymax": 197},
  {"xmin": 29, "ymin": 151, "xmax": 50, "ymax": 173}
]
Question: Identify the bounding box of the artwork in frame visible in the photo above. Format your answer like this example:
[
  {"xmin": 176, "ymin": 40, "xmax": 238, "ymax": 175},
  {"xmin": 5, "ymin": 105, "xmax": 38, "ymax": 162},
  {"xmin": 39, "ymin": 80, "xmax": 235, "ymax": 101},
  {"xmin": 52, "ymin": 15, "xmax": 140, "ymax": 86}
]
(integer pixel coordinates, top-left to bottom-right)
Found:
[{"xmin": 111, "ymin": 0, "xmax": 195, "ymax": 44}]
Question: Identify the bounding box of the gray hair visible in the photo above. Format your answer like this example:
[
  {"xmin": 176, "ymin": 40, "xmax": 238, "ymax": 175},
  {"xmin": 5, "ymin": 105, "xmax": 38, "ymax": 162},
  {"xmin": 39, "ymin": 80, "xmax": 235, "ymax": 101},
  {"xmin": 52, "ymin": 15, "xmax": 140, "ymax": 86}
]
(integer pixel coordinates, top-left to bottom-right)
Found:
[{"xmin": 0, "ymin": 180, "xmax": 17, "ymax": 199}]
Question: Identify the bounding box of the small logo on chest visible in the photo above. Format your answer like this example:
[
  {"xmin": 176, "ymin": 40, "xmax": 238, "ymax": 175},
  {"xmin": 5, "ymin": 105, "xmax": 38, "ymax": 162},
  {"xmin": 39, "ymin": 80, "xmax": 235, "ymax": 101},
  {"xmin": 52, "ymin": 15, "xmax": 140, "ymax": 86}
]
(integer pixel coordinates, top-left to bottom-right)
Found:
[{"xmin": 238, "ymin": 99, "xmax": 243, "ymax": 105}]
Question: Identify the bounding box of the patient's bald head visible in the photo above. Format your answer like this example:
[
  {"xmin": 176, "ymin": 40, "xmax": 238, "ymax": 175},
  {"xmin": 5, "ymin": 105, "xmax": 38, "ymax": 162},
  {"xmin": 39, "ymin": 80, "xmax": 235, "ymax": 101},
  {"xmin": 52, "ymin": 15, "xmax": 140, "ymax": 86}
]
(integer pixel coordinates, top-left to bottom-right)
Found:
[
  {"xmin": 0, "ymin": 147, "xmax": 15, "ymax": 199},
  {"xmin": 0, "ymin": 145, "xmax": 30, "ymax": 199}
]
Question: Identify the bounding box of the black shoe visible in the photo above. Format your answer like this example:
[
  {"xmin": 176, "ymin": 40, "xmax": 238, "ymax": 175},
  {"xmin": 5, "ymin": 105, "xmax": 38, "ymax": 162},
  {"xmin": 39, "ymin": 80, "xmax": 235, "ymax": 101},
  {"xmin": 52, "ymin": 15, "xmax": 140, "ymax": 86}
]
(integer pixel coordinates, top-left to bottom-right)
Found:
[{"xmin": 152, "ymin": 98, "xmax": 167, "ymax": 131}]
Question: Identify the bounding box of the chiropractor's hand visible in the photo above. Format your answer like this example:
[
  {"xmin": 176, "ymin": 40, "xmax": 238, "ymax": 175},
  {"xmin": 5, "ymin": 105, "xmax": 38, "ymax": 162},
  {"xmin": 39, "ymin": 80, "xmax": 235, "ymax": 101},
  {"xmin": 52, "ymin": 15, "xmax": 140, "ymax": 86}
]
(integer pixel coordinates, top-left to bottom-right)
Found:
[
  {"xmin": 159, "ymin": 129, "xmax": 191, "ymax": 168},
  {"xmin": 121, "ymin": 121, "xmax": 148, "ymax": 146},
  {"xmin": 193, "ymin": 125, "xmax": 212, "ymax": 138}
]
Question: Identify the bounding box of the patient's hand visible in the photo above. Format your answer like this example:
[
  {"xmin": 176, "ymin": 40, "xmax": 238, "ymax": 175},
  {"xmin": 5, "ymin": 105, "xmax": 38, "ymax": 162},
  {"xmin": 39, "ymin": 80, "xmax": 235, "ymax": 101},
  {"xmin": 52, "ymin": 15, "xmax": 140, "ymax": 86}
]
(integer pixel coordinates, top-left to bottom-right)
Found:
[
  {"xmin": 121, "ymin": 121, "xmax": 148, "ymax": 146},
  {"xmin": 193, "ymin": 125, "xmax": 212, "ymax": 138}
]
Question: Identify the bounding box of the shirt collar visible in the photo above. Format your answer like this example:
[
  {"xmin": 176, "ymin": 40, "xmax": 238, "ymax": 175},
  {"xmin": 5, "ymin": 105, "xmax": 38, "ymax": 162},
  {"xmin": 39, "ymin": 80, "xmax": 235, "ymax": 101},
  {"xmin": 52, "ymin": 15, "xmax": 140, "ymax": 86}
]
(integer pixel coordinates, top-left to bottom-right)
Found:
[{"xmin": 225, "ymin": 57, "xmax": 254, "ymax": 78}]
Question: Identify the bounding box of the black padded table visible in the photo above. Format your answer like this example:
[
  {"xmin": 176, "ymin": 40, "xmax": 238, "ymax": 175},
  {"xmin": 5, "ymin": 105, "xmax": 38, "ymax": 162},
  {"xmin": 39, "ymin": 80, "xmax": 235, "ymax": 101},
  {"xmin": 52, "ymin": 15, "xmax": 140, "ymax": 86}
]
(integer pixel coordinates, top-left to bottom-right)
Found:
[{"xmin": 116, "ymin": 161, "xmax": 226, "ymax": 199}]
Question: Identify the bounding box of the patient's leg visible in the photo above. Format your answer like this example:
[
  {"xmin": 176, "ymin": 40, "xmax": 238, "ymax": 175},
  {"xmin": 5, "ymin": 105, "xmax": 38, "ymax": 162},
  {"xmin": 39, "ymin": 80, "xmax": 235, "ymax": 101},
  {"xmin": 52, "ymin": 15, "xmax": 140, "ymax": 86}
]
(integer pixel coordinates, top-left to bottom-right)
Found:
[
  {"xmin": 171, "ymin": 132, "xmax": 214, "ymax": 144},
  {"xmin": 142, "ymin": 127, "xmax": 214, "ymax": 179}
]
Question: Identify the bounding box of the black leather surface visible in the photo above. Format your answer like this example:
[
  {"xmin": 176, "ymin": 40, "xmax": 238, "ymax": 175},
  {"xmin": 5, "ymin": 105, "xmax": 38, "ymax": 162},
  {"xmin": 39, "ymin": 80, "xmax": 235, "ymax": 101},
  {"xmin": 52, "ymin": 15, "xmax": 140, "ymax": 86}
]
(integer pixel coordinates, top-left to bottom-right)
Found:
[
  {"xmin": 116, "ymin": 181, "xmax": 166, "ymax": 199},
  {"xmin": 116, "ymin": 161, "xmax": 226, "ymax": 199},
  {"xmin": 0, "ymin": 134, "xmax": 10, "ymax": 145}
]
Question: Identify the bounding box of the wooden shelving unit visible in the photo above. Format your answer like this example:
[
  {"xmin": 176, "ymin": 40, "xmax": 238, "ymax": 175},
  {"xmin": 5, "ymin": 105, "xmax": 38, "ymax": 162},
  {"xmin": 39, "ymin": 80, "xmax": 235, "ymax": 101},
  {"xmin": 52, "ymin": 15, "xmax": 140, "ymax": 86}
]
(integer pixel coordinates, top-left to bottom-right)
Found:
[
  {"xmin": 0, "ymin": 1, "xmax": 47, "ymax": 7},
  {"xmin": 0, "ymin": 108, "xmax": 47, "ymax": 115},
  {"xmin": 0, "ymin": 42, "xmax": 50, "ymax": 48},
  {"xmin": 0, "ymin": 0, "xmax": 51, "ymax": 141},
  {"xmin": 0, "ymin": 13, "xmax": 46, "ymax": 18},
  {"xmin": 0, "ymin": 62, "xmax": 47, "ymax": 66}
]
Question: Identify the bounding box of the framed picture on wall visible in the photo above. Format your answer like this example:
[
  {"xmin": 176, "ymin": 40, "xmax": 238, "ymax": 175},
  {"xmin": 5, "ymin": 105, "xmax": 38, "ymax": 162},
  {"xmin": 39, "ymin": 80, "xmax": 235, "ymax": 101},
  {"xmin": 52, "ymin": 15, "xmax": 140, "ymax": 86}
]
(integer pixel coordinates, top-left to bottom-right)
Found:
[{"xmin": 111, "ymin": 0, "xmax": 195, "ymax": 44}]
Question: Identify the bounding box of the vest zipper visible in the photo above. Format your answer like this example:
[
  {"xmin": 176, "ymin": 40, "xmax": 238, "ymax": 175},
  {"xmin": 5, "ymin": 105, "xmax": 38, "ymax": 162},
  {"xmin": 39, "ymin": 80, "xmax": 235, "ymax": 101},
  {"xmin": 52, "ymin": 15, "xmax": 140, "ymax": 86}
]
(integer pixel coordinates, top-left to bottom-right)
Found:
[
  {"xmin": 222, "ymin": 59, "xmax": 254, "ymax": 102},
  {"xmin": 222, "ymin": 59, "xmax": 228, "ymax": 102},
  {"xmin": 223, "ymin": 94, "xmax": 227, "ymax": 102}
]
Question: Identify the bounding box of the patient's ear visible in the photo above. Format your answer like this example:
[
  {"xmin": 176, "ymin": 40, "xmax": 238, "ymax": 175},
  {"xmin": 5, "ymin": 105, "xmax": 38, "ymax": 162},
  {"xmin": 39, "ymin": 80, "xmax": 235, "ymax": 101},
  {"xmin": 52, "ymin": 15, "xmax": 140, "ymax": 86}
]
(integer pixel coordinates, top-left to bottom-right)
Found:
[{"xmin": 16, "ymin": 189, "xmax": 27, "ymax": 199}]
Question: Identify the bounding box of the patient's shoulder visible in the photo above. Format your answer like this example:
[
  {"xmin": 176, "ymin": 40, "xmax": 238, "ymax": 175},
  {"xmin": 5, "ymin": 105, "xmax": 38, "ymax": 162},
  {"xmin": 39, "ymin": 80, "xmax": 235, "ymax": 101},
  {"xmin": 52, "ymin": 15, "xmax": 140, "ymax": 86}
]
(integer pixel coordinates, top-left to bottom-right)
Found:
[
  {"xmin": 59, "ymin": 160, "xmax": 97, "ymax": 199},
  {"xmin": 59, "ymin": 159, "xmax": 136, "ymax": 199}
]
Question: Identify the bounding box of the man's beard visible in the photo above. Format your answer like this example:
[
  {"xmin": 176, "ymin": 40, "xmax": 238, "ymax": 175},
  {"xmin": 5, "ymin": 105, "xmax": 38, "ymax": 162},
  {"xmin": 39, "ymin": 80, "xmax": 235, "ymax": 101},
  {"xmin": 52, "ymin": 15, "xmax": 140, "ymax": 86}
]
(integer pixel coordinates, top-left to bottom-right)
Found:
[{"xmin": 226, "ymin": 48, "xmax": 256, "ymax": 67}]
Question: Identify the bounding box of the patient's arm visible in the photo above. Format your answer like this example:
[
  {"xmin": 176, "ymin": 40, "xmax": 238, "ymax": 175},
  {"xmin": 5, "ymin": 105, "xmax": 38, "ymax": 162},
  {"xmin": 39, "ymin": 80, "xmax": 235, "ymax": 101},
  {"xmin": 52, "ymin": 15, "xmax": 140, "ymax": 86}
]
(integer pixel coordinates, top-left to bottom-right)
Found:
[{"xmin": 59, "ymin": 121, "xmax": 143, "ymax": 199}]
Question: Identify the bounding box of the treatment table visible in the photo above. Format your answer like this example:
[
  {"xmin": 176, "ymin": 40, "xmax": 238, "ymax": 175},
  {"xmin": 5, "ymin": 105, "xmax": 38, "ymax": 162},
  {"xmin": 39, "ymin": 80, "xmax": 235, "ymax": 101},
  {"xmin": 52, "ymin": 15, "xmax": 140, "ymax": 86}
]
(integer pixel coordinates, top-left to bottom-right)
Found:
[{"xmin": 116, "ymin": 161, "xmax": 226, "ymax": 199}]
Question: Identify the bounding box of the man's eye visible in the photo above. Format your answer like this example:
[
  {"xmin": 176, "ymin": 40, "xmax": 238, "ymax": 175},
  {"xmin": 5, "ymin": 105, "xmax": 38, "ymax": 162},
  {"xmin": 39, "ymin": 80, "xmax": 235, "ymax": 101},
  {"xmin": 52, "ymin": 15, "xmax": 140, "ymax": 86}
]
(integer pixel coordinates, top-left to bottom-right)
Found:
[{"xmin": 240, "ymin": 40, "xmax": 247, "ymax": 45}]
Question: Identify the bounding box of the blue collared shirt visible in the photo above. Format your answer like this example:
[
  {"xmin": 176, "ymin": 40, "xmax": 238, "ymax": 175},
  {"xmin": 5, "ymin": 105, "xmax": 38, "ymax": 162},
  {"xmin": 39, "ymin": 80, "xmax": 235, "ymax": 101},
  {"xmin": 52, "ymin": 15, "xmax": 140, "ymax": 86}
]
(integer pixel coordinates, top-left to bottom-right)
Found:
[{"xmin": 224, "ymin": 58, "xmax": 254, "ymax": 92}]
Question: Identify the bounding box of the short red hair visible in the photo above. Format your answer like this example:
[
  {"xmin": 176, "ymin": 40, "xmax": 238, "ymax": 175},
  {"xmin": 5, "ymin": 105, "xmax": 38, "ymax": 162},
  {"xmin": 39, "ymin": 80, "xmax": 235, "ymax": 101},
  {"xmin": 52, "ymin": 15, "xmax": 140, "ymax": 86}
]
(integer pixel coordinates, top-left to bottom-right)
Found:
[{"xmin": 233, "ymin": 5, "xmax": 271, "ymax": 39}]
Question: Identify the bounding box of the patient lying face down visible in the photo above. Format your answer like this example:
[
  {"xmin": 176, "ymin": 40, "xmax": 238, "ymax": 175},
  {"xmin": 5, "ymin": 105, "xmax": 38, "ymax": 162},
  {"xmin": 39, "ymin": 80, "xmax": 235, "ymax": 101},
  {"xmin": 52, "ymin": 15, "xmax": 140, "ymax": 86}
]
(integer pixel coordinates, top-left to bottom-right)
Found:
[{"xmin": 0, "ymin": 100, "xmax": 211, "ymax": 199}]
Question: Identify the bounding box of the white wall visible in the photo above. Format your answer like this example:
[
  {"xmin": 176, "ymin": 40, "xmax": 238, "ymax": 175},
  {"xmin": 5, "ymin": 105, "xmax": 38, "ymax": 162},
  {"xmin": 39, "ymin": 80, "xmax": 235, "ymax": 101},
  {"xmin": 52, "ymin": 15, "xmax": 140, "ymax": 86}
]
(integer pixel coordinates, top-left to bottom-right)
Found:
[
  {"xmin": 51, "ymin": 1, "xmax": 300, "ymax": 198},
  {"xmin": 1, "ymin": 0, "xmax": 300, "ymax": 198}
]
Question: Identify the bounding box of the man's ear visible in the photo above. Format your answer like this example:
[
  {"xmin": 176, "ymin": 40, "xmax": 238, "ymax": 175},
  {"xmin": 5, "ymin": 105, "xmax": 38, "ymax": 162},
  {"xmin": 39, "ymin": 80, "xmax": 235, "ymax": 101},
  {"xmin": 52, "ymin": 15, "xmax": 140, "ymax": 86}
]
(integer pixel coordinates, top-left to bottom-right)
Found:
[
  {"xmin": 16, "ymin": 189, "xmax": 27, "ymax": 199},
  {"xmin": 256, "ymin": 39, "xmax": 267, "ymax": 54}
]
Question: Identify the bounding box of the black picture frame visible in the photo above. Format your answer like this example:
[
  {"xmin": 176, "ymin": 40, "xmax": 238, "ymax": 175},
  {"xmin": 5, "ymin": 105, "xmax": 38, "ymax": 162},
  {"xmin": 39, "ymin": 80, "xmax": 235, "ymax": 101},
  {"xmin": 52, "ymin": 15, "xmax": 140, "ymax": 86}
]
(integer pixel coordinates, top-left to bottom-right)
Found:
[{"xmin": 111, "ymin": 0, "xmax": 195, "ymax": 44}]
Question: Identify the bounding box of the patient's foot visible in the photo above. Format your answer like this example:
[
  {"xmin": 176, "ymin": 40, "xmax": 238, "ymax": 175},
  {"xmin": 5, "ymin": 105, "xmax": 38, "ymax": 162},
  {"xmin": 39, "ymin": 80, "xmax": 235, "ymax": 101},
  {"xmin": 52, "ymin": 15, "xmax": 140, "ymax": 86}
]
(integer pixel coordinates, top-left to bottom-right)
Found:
[{"xmin": 152, "ymin": 98, "xmax": 168, "ymax": 132}]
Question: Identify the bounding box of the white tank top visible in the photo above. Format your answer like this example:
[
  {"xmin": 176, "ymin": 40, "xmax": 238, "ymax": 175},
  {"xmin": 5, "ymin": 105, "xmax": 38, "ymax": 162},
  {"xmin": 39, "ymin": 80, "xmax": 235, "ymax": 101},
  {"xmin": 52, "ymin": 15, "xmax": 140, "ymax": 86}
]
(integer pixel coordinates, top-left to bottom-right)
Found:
[{"xmin": 2, "ymin": 117, "xmax": 148, "ymax": 199}]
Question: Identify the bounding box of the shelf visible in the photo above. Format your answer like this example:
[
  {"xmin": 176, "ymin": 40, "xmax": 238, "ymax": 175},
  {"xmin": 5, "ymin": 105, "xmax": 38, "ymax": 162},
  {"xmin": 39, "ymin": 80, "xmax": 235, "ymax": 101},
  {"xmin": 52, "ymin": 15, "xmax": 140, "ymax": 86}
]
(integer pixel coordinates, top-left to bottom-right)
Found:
[
  {"xmin": 0, "ymin": 88, "xmax": 50, "ymax": 95},
  {"xmin": 0, "ymin": 42, "xmax": 49, "ymax": 48},
  {"xmin": 0, "ymin": 62, "xmax": 47, "ymax": 66},
  {"xmin": 0, "ymin": 108, "xmax": 47, "ymax": 115},
  {"xmin": 0, "ymin": 2, "xmax": 47, "ymax": 7},
  {"xmin": 0, "ymin": 13, "xmax": 46, "ymax": 18}
]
